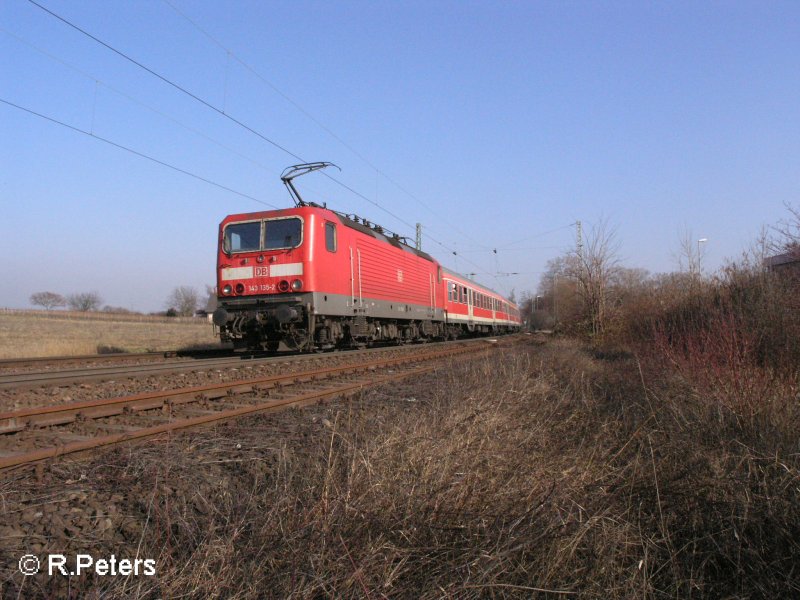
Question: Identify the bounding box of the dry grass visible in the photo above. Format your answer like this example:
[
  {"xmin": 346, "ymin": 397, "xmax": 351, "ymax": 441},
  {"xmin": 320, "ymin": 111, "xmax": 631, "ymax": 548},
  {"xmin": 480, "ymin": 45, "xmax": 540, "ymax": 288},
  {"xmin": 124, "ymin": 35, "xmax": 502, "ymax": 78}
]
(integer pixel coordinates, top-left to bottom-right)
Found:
[
  {"xmin": 3, "ymin": 338, "xmax": 797, "ymax": 597},
  {"xmin": 0, "ymin": 311, "xmax": 218, "ymax": 358}
]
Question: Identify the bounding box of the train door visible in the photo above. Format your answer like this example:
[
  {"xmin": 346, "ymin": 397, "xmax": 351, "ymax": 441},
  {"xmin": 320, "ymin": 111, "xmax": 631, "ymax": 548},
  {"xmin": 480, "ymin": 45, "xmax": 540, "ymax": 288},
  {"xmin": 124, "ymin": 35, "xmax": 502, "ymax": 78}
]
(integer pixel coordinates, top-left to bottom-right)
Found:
[
  {"xmin": 467, "ymin": 288, "xmax": 474, "ymax": 330},
  {"xmin": 428, "ymin": 272, "xmax": 436, "ymax": 320},
  {"xmin": 349, "ymin": 246, "xmax": 363, "ymax": 309}
]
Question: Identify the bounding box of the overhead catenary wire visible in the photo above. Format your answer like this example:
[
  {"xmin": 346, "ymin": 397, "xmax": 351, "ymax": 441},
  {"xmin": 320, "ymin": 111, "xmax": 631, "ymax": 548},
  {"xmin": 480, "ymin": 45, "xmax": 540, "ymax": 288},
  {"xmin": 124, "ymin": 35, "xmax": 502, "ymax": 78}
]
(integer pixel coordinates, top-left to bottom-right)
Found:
[
  {"xmin": 454, "ymin": 246, "xmax": 563, "ymax": 253},
  {"xmin": 499, "ymin": 223, "xmax": 576, "ymax": 248},
  {"xmin": 0, "ymin": 98, "xmax": 280, "ymax": 209},
  {"xmin": 24, "ymin": 0, "xmax": 407, "ymax": 231},
  {"xmin": 161, "ymin": 0, "xmax": 495, "ymax": 251},
  {"xmin": 26, "ymin": 0, "xmax": 306, "ymax": 162},
  {"xmin": 25, "ymin": 0, "xmax": 488, "ymax": 264},
  {"xmin": 23, "ymin": 0, "xmax": 506, "ymax": 283},
  {"xmin": 0, "ymin": 26, "xmax": 279, "ymax": 177}
]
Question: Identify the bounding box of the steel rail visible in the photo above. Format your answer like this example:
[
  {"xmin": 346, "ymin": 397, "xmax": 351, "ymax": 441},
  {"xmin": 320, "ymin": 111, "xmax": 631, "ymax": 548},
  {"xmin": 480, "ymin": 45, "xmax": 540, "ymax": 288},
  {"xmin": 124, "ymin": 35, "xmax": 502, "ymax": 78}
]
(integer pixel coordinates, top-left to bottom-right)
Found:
[
  {"xmin": 0, "ymin": 355, "xmax": 279, "ymax": 390},
  {"xmin": 0, "ymin": 351, "xmax": 166, "ymax": 368},
  {"xmin": 0, "ymin": 343, "xmax": 494, "ymax": 471},
  {"xmin": 0, "ymin": 366, "xmax": 437, "ymax": 471},
  {"xmin": 0, "ymin": 345, "xmax": 479, "ymax": 433},
  {"xmin": 0, "ymin": 337, "xmax": 496, "ymax": 390},
  {"xmin": 0, "ymin": 348, "xmax": 231, "ymax": 370}
]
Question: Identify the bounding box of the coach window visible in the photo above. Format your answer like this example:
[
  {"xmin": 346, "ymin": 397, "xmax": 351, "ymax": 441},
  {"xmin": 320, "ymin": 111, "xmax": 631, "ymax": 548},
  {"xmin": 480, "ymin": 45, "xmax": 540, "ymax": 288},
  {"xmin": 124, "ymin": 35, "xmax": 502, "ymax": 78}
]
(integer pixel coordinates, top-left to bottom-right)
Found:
[
  {"xmin": 325, "ymin": 222, "xmax": 337, "ymax": 252},
  {"xmin": 264, "ymin": 217, "xmax": 302, "ymax": 250}
]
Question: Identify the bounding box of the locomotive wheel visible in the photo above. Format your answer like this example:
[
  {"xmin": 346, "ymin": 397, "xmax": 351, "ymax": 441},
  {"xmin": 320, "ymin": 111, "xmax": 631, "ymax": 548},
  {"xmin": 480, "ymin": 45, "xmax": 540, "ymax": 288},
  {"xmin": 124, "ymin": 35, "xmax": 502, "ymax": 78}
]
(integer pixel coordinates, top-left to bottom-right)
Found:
[{"xmin": 284, "ymin": 328, "xmax": 311, "ymax": 352}]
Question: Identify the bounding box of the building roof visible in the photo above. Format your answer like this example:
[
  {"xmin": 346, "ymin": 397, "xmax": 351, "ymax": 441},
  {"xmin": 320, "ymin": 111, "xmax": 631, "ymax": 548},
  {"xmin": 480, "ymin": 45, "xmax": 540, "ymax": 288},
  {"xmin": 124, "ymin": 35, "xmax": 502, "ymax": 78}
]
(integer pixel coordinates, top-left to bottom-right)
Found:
[{"xmin": 764, "ymin": 249, "xmax": 800, "ymax": 269}]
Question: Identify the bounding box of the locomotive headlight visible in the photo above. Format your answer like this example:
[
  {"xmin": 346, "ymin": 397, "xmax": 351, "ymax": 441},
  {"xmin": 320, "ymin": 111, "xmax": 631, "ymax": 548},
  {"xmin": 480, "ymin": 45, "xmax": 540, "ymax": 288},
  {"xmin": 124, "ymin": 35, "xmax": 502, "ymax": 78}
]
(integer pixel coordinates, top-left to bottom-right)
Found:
[
  {"xmin": 291, "ymin": 279, "xmax": 303, "ymax": 291},
  {"xmin": 222, "ymin": 284, "xmax": 232, "ymax": 295},
  {"xmin": 278, "ymin": 280, "xmax": 290, "ymax": 292},
  {"xmin": 235, "ymin": 283, "xmax": 245, "ymax": 294}
]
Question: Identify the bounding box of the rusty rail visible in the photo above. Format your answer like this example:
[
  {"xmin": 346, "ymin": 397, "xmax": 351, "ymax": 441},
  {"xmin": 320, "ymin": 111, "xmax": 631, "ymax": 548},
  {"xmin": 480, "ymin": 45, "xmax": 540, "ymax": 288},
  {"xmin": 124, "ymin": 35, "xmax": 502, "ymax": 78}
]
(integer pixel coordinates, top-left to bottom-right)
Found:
[{"xmin": 0, "ymin": 342, "xmax": 493, "ymax": 472}]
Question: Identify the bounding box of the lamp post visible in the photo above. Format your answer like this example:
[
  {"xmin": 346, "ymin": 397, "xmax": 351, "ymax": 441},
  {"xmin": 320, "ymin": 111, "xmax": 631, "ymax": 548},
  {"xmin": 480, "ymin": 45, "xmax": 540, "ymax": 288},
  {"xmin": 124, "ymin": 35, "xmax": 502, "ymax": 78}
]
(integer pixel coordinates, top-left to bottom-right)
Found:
[{"xmin": 697, "ymin": 238, "xmax": 708, "ymax": 275}]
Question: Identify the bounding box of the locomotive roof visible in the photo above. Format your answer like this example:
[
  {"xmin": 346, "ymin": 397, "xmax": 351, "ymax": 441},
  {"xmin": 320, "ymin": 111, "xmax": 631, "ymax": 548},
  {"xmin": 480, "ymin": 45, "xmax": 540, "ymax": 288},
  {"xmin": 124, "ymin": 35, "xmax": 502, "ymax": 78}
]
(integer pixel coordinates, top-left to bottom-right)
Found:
[{"xmin": 333, "ymin": 212, "xmax": 437, "ymax": 263}]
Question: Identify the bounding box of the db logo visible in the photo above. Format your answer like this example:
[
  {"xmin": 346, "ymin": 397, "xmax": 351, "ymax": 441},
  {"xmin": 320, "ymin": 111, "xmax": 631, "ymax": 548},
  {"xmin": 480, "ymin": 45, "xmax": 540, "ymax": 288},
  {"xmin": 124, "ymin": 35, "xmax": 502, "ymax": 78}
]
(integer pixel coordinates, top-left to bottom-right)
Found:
[{"xmin": 18, "ymin": 554, "xmax": 40, "ymax": 575}]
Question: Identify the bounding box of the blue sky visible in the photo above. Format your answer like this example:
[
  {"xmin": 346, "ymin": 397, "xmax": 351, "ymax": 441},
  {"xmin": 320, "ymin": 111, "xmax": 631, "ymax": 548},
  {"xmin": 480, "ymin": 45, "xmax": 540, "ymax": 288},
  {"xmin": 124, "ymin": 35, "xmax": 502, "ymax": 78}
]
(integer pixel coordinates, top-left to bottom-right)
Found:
[{"xmin": 2, "ymin": 0, "xmax": 798, "ymax": 311}]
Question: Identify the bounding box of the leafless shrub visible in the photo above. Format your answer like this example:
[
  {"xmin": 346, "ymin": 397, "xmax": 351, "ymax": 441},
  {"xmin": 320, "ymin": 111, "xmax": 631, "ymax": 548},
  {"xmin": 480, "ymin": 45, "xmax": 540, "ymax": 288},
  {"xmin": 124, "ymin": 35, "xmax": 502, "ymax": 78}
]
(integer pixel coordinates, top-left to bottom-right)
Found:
[{"xmin": 102, "ymin": 305, "xmax": 136, "ymax": 314}]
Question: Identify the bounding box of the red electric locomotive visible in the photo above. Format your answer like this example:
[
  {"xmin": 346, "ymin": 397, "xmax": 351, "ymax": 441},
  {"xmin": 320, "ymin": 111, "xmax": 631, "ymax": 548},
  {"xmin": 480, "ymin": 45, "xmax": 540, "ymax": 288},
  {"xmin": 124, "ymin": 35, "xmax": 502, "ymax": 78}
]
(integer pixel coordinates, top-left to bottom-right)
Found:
[{"xmin": 212, "ymin": 163, "xmax": 521, "ymax": 351}]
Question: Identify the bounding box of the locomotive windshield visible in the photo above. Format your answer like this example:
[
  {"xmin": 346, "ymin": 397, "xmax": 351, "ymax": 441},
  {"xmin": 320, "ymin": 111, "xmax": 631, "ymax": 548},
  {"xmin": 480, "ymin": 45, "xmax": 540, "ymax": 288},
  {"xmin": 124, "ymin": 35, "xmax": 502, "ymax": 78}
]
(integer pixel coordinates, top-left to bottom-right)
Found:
[
  {"xmin": 264, "ymin": 217, "xmax": 302, "ymax": 250},
  {"xmin": 223, "ymin": 217, "xmax": 303, "ymax": 253},
  {"xmin": 224, "ymin": 221, "xmax": 261, "ymax": 253}
]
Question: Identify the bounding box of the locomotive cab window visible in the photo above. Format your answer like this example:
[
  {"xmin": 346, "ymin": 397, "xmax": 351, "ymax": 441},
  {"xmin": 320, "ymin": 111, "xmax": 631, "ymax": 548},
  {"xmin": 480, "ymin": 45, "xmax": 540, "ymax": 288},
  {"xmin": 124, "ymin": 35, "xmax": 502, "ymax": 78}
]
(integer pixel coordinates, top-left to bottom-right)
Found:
[
  {"xmin": 325, "ymin": 222, "xmax": 337, "ymax": 252},
  {"xmin": 264, "ymin": 217, "xmax": 302, "ymax": 250},
  {"xmin": 223, "ymin": 221, "xmax": 261, "ymax": 253}
]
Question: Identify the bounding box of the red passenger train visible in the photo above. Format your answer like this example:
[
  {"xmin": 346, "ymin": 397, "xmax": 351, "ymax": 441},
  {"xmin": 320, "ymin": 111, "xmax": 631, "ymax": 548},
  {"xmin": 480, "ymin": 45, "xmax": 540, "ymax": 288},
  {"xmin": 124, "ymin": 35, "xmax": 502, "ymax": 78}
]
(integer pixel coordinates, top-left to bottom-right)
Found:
[{"xmin": 212, "ymin": 164, "xmax": 521, "ymax": 351}]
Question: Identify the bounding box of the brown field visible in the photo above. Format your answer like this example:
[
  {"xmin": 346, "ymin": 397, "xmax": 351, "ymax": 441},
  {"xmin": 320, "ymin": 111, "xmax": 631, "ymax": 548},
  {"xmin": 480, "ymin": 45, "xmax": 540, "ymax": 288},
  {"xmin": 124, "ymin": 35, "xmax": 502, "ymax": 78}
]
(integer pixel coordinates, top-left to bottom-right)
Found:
[{"xmin": 0, "ymin": 310, "xmax": 219, "ymax": 358}]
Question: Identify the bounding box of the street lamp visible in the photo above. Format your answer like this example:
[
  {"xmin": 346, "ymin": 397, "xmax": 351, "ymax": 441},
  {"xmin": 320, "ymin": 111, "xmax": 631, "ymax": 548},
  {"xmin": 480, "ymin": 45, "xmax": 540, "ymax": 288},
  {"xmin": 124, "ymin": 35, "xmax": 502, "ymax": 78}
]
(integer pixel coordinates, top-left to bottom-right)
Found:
[{"xmin": 697, "ymin": 238, "xmax": 708, "ymax": 275}]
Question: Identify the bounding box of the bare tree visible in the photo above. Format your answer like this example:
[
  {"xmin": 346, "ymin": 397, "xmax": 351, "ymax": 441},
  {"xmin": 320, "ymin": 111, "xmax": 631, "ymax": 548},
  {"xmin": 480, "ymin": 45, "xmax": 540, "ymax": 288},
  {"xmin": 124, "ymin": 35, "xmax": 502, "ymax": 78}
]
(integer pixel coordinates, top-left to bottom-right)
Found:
[
  {"xmin": 675, "ymin": 226, "xmax": 707, "ymax": 276},
  {"xmin": 29, "ymin": 291, "xmax": 65, "ymax": 310},
  {"xmin": 772, "ymin": 202, "xmax": 800, "ymax": 259},
  {"xmin": 67, "ymin": 292, "xmax": 103, "ymax": 311},
  {"xmin": 537, "ymin": 255, "xmax": 582, "ymax": 330},
  {"xmin": 571, "ymin": 219, "xmax": 620, "ymax": 336},
  {"xmin": 166, "ymin": 286, "xmax": 199, "ymax": 317},
  {"xmin": 204, "ymin": 285, "xmax": 217, "ymax": 313}
]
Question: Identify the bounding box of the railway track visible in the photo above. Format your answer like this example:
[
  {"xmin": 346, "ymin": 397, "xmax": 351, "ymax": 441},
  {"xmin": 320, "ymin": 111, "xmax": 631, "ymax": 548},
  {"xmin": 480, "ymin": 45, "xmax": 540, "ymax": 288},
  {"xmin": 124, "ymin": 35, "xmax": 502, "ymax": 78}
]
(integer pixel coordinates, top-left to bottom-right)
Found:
[
  {"xmin": 0, "ymin": 355, "xmax": 282, "ymax": 390},
  {"xmin": 0, "ymin": 343, "xmax": 447, "ymax": 389},
  {"xmin": 0, "ymin": 348, "xmax": 230, "ymax": 372},
  {"xmin": 0, "ymin": 340, "xmax": 499, "ymax": 473}
]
